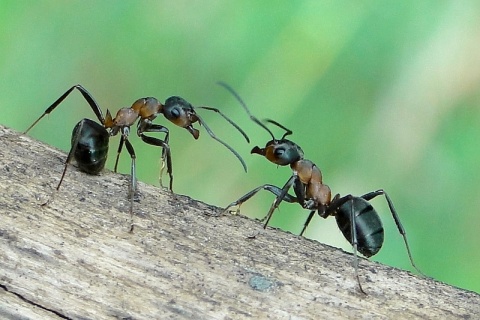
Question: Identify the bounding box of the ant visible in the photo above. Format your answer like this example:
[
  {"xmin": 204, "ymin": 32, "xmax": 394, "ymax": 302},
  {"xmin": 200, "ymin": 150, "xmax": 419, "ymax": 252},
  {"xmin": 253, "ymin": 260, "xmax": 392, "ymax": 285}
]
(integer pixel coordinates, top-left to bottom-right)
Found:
[
  {"xmin": 220, "ymin": 82, "xmax": 425, "ymax": 294},
  {"xmin": 24, "ymin": 84, "xmax": 249, "ymax": 231}
]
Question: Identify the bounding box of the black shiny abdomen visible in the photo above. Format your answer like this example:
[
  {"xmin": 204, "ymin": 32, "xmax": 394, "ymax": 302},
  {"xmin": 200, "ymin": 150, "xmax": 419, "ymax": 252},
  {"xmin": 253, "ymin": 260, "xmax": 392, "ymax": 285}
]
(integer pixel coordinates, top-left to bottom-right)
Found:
[
  {"xmin": 71, "ymin": 119, "xmax": 109, "ymax": 175},
  {"xmin": 335, "ymin": 197, "xmax": 384, "ymax": 257}
]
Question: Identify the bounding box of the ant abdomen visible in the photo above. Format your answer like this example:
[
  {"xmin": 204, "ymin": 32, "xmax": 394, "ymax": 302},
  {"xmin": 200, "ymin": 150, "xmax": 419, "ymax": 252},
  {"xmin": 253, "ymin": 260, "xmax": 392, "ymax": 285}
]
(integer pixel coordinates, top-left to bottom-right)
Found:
[
  {"xmin": 335, "ymin": 197, "xmax": 384, "ymax": 258},
  {"xmin": 71, "ymin": 119, "xmax": 109, "ymax": 175}
]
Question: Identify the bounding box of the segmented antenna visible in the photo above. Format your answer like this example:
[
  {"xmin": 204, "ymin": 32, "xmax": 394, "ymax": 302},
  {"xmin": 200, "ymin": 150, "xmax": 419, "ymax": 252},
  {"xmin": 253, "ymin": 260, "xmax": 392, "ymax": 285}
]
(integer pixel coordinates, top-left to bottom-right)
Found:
[
  {"xmin": 264, "ymin": 119, "xmax": 292, "ymax": 140},
  {"xmin": 217, "ymin": 81, "xmax": 275, "ymax": 140}
]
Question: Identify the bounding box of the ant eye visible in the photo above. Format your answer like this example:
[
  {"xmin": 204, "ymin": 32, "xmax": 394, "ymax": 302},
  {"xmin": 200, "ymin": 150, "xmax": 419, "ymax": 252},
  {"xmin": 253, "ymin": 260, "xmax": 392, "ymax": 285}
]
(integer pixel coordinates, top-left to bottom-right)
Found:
[
  {"xmin": 274, "ymin": 147, "xmax": 285, "ymax": 157},
  {"xmin": 170, "ymin": 107, "xmax": 181, "ymax": 119}
]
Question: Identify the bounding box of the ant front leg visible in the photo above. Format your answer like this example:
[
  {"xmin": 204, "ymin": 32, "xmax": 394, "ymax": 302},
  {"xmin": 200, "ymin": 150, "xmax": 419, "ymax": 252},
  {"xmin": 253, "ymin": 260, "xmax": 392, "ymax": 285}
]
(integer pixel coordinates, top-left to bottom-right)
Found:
[
  {"xmin": 137, "ymin": 120, "xmax": 174, "ymax": 192},
  {"xmin": 224, "ymin": 184, "xmax": 298, "ymax": 216},
  {"xmin": 360, "ymin": 190, "xmax": 425, "ymax": 276},
  {"xmin": 262, "ymin": 175, "xmax": 297, "ymax": 228}
]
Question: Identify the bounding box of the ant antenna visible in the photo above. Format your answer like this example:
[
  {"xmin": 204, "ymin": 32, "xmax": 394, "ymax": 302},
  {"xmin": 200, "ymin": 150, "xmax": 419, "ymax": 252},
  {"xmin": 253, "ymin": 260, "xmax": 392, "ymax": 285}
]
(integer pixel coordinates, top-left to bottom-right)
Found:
[
  {"xmin": 193, "ymin": 112, "xmax": 248, "ymax": 173},
  {"xmin": 218, "ymin": 82, "xmax": 294, "ymax": 141},
  {"xmin": 217, "ymin": 81, "xmax": 276, "ymax": 140},
  {"xmin": 196, "ymin": 106, "xmax": 250, "ymax": 143},
  {"xmin": 264, "ymin": 119, "xmax": 292, "ymax": 140}
]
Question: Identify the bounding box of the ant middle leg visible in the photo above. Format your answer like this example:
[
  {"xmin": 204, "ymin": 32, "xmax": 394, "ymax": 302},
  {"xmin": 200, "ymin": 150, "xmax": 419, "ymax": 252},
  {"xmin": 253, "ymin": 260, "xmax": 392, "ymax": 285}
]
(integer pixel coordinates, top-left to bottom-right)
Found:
[
  {"xmin": 115, "ymin": 134, "xmax": 137, "ymax": 232},
  {"xmin": 114, "ymin": 135, "xmax": 125, "ymax": 173}
]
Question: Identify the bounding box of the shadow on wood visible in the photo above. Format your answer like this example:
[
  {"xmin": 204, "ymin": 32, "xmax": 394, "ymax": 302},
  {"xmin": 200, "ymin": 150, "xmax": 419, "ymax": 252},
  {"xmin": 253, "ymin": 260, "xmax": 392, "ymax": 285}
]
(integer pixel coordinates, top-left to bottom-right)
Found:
[{"xmin": 0, "ymin": 124, "xmax": 479, "ymax": 319}]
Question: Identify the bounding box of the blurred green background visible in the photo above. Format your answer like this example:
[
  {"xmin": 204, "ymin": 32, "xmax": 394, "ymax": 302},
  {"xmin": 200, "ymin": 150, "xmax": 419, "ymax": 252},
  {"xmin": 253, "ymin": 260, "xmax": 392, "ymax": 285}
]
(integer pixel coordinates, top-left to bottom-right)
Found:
[{"xmin": 1, "ymin": 1, "xmax": 479, "ymax": 294}]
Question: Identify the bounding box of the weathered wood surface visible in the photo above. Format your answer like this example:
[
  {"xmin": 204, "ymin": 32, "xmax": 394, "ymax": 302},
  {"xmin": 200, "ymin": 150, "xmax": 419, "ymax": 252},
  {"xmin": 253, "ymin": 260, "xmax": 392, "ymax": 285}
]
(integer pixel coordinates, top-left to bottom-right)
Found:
[{"xmin": 0, "ymin": 124, "xmax": 479, "ymax": 320}]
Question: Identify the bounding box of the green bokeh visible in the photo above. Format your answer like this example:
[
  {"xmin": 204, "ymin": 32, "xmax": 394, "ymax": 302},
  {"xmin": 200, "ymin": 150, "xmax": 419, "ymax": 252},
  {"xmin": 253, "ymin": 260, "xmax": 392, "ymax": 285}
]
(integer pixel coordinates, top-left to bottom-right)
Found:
[{"xmin": 1, "ymin": 1, "xmax": 479, "ymax": 294}]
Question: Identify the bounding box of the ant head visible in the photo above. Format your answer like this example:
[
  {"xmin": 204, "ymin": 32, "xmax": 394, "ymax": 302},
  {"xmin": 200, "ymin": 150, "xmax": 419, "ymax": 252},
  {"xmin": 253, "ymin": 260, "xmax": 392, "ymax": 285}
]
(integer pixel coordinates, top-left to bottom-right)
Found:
[
  {"xmin": 250, "ymin": 119, "xmax": 304, "ymax": 166},
  {"xmin": 163, "ymin": 96, "xmax": 200, "ymax": 139}
]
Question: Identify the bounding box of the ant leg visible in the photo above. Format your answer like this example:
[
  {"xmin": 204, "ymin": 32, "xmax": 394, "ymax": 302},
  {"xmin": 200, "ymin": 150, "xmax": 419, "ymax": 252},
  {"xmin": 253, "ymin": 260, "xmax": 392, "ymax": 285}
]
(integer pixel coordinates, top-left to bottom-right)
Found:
[
  {"xmin": 224, "ymin": 184, "xmax": 297, "ymax": 216},
  {"xmin": 262, "ymin": 175, "xmax": 296, "ymax": 228},
  {"xmin": 122, "ymin": 136, "xmax": 136, "ymax": 232},
  {"xmin": 54, "ymin": 120, "xmax": 86, "ymax": 191},
  {"xmin": 141, "ymin": 134, "xmax": 172, "ymax": 191},
  {"xmin": 360, "ymin": 190, "xmax": 425, "ymax": 276},
  {"xmin": 348, "ymin": 196, "xmax": 367, "ymax": 294},
  {"xmin": 299, "ymin": 211, "xmax": 316, "ymax": 237},
  {"xmin": 293, "ymin": 178, "xmax": 306, "ymax": 205},
  {"xmin": 155, "ymin": 128, "xmax": 170, "ymax": 189},
  {"xmin": 291, "ymin": 178, "xmax": 317, "ymax": 236},
  {"xmin": 325, "ymin": 194, "xmax": 367, "ymax": 293},
  {"xmin": 137, "ymin": 120, "xmax": 171, "ymax": 188},
  {"xmin": 57, "ymin": 118, "xmax": 110, "ymax": 189},
  {"xmin": 24, "ymin": 84, "xmax": 104, "ymax": 133},
  {"xmin": 159, "ymin": 151, "xmax": 171, "ymax": 189},
  {"xmin": 114, "ymin": 135, "xmax": 125, "ymax": 173},
  {"xmin": 159, "ymin": 132, "xmax": 170, "ymax": 187}
]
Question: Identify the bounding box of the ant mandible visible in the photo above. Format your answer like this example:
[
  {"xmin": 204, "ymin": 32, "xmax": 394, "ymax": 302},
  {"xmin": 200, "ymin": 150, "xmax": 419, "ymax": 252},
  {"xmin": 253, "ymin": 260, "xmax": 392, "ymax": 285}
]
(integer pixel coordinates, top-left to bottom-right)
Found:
[
  {"xmin": 219, "ymin": 82, "xmax": 425, "ymax": 294},
  {"xmin": 24, "ymin": 84, "xmax": 249, "ymax": 230}
]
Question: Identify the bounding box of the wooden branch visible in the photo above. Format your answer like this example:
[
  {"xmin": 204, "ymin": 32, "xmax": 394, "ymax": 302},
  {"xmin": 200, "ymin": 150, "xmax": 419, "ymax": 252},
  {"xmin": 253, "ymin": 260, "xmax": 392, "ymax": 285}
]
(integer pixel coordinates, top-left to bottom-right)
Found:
[{"xmin": 0, "ymin": 124, "xmax": 479, "ymax": 320}]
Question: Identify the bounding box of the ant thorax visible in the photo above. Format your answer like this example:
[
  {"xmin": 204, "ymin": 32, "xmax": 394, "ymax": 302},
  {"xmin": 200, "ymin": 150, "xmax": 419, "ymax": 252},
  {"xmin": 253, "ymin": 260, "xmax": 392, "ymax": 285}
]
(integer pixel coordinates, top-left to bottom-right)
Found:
[
  {"xmin": 131, "ymin": 97, "xmax": 162, "ymax": 120},
  {"xmin": 109, "ymin": 107, "xmax": 139, "ymax": 127},
  {"xmin": 291, "ymin": 159, "xmax": 332, "ymax": 207}
]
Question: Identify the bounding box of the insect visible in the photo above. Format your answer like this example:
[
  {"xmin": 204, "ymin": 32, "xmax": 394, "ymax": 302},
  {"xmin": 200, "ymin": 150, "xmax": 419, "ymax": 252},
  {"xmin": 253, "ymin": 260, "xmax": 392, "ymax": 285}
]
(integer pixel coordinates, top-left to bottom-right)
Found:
[
  {"xmin": 24, "ymin": 84, "xmax": 249, "ymax": 230},
  {"xmin": 220, "ymin": 82, "xmax": 424, "ymax": 294}
]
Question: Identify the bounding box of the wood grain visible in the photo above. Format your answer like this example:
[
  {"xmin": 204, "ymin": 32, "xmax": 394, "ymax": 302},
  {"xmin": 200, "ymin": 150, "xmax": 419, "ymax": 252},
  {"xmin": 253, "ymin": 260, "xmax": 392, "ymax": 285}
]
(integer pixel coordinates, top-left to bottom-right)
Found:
[{"xmin": 1, "ymin": 124, "xmax": 479, "ymax": 320}]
